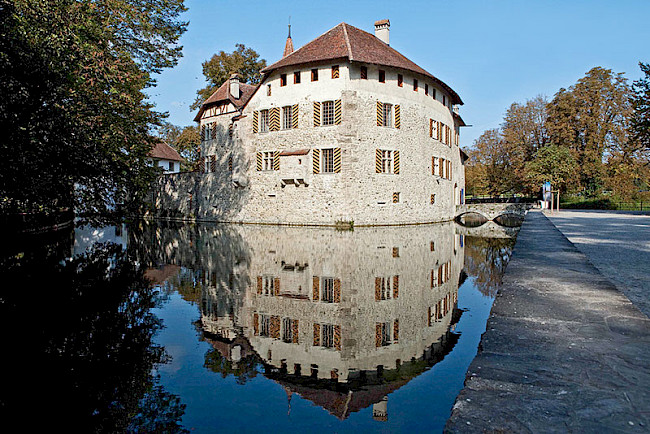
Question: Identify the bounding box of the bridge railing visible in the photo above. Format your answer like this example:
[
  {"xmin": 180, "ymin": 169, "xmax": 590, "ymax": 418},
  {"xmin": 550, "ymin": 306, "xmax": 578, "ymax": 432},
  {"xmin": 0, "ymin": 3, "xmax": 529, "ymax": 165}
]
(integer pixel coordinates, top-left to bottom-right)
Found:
[{"xmin": 465, "ymin": 196, "xmax": 538, "ymax": 204}]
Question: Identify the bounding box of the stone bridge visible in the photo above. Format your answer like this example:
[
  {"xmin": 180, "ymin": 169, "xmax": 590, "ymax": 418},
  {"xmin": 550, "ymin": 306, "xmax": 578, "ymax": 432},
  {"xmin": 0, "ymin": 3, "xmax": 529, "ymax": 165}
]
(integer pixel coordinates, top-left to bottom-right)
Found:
[
  {"xmin": 455, "ymin": 202, "xmax": 533, "ymax": 221},
  {"xmin": 455, "ymin": 221, "xmax": 518, "ymax": 239}
]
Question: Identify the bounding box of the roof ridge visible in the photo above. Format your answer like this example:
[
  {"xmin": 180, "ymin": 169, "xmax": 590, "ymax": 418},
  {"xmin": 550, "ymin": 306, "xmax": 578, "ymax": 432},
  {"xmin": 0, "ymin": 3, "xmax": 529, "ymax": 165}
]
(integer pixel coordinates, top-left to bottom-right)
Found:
[{"xmin": 341, "ymin": 23, "xmax": 353, "ymax": 62}]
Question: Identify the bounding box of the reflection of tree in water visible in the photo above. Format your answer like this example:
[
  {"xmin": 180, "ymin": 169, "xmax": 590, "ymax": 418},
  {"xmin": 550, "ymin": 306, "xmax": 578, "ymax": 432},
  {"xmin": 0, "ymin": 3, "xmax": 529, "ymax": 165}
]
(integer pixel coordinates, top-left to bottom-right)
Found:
[
  {"xmin": 463, "ymin": 236, "xmax": 516, "ymax": 297},
  {"xmin": 1, "ymin": 236, "xmax": 187, "ymax": 432},
  {"xmin": 203, "ymin": 348, "xmax": 261, "ymax": 385}
]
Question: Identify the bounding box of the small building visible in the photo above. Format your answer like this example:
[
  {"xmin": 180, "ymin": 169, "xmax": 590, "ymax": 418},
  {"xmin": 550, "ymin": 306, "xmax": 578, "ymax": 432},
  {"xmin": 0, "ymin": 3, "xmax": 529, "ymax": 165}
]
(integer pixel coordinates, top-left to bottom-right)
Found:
[{"xmin": 148, "ymin": 141, "xmax": 184, "ymax": 174}]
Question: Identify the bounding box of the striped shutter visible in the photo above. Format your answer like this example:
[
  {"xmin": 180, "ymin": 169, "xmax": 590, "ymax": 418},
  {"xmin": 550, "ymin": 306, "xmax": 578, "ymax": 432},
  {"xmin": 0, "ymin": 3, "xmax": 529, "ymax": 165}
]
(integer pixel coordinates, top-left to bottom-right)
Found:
[
  {"xmin": 228, "ymin": 156, "xmax": 233, "ymax": 172},
  {"xmin": 333, "ymin": 147, "xmax": 341, "ymax": 173},
  {"xmin": 257, "ymin": 276, "xmax": 262, "ymax": 294},
  {"xmin": 292, "ymin": 320, "xmax": 299, "ymax": 343},
  {"xmin": 394, "ymin": 150, "xmax": 400, "ymax": 174},
  {"xmin": 201, "ymin": 125, "xmax": 206, "ymax": 141},
  {"xmin": 395, "ymin": 104, "xmax": 401, "ymax": 129},
  {"xmin": 375, "ymin": 323, "xmax": 382, "ymax": 347},
  {"xmin": 375, "ymin": 149, "xmax": 382, "ymax": 173},
  {"xmin": 211, "ymin": 123, "xmax": 217, "ymax": 138},
  {"xmin": 393, "ymin": 319, "xmax": 399, "ymax": 343},
  {"xmin": 334, "ymin": 99, "xmax": 341, "ymax": 125},
  {"xmin": 254, "ymin": 313, "xmax": 259, "ymax": 335},
  {"xmin": 431, "ymin": 157, "xmax": 435, "ymax": 175},
  {"xmin": 376, "ymin": 101, "xmax": 383, "ymax": 126},
  {"xmin": 210, "ymin": 155, "xmax": 216, "ymax": 172},
  {"xmin": 199, "ymin": 157, "xmax": 205, "ymax": 174},
  {"xmin": 253, "ymin": 111, "xmax": 259, "ymax": 133},
  {"xmin": 313, "ymin": 323, "xmax": 321, "ymax": 346},
  {"xmin": 439, "ymin": 158, "xmax": 444, "ymax": 177},
  {"xmin": 393, "ymin": 275, "xmax": 399, "ymax": 298},
  {"xmin": 256, "ymin": 152, "xmax": 262, "ymax": 171},
  {"xmin": 271, "ymin": 316, "xmax": 280, "ymax": 339},
  {"xmin": 312, "ymin": 276, "xmax": 320, "ymax": 301},
  {"xmin": 334, "ymin": 325, "xmax": 341, "ymax": 351},
  {"xmin": 291, "ymin": 104, "xmax": 299, "ymax": 128},
  {"xmin": 437, "ymin": 121, "xmax": 442, "ymax": 141},
  {"xmin": 334, "ymin": 278, "xmax": 341, "ymax": 303},
  {"xmin": 312, "ymin": 149, "xmax": 320, "ymax": 174},
  {"xmin": 332, "ymin": 65, "xmax": 339, "ymax": 79},
  {"xmin": 270, "ymin": 107, "xmax": 280, "ymax": 131},
  {"xmin": 375, "ymin": 277, "xmax": 381, "ymax": 301},
  {"xmin": 228, "ymin": 124, "xmax": 233, "ymax": 138},
  {"xmin": 429, "ymin": 119, "xmax": 433, "ymax": 138},
  {"xmin": 313, "ymin": 101, "xmax": 321, "ymax": 126},
  {"xmin": 273, "ymin": 151, "xmax": 280, "ymax": 171},
  {"xmin": 274, "ymin": 277, "xmax": 280, "ymax": 295}
]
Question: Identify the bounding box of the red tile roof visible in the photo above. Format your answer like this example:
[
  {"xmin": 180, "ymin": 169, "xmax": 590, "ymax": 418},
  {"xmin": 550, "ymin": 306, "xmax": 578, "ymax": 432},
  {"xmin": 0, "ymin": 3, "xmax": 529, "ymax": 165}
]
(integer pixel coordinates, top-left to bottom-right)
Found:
[
  {"xmin": 261, "ymin": 22, "xmax": 463, "ymax": 105},
  {"xmin": 149, "ymin": 141, "xmax": 183, "ymax": 162},
  {"xmin": 193, "ymin": 80, "xmax": 258, "ymax": 122}
]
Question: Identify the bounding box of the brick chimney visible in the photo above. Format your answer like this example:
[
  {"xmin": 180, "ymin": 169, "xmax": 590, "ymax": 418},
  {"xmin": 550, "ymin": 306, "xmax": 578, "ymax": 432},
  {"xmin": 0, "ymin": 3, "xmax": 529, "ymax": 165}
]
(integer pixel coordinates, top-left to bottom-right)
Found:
[
  {"xmin": 229, "ymin": 73, "xmax": 240, "ymax": 99},
  {"xmin": 374, "ymin": 19, "xmax": 390, "ymax": 45}
]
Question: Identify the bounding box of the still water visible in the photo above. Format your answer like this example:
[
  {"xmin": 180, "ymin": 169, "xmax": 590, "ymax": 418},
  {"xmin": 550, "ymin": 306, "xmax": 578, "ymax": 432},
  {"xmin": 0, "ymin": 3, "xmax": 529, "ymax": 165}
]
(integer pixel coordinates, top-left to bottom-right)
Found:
[{"xmin": 1, "ymin": 220, "xmax": 516, "ymax": 432}]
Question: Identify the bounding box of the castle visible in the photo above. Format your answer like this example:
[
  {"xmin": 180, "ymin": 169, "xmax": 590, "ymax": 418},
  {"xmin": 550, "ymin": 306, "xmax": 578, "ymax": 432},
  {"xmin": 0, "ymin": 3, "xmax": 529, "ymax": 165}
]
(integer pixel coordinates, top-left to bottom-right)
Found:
[{"xmin": 153, "ymin": 19, "xmax": 468, "ymax": 226}]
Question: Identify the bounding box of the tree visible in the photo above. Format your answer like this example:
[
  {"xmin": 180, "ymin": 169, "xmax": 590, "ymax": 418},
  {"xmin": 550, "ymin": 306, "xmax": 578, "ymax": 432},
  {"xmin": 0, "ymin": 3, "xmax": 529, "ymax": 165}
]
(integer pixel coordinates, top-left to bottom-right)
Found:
[
  {"xmin": 546, "ymin": 67, "xmax": 632, "ymax": 197},
  {"xmin": 0, "ymin": 0, "xmax": 187, "ymax": 215},
  {"xmin": 191, "ymin": 44, "xmax": 267, "ymax": 111},
  {"xmin": 465, "ymin": 129, "xmax": 521, "ymax": 196},
  {"xmin": 630, "ymin": 62, "xmax": 650, "ymax": 154},
  {"xmin": 158, "ymin": 123, "xmax": 201, "ymax": 171},
  {"xmin": 524, "ymin": 144, "xmax": 579, "ymax": 194}
]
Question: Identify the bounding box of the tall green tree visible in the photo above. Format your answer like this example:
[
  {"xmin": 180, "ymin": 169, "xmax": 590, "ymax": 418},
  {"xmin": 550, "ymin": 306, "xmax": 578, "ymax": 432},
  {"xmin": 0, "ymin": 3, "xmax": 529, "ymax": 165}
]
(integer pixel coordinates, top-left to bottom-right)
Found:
[
  {"xmin": 466, "ymin": 129, "xmax": 521, "ymax": 196},
  {"xmin": 158, "ymin": 123, "xmax": 201, "ymax": 171},
  {"xmin": 0, "ymin": 0, "xmax": 187, "ymax": 215},
  {"xmin": 191, "ymin": 44, "xmax": 266, "ymax": 111},
  {"xmin": 630, "ymin": 62, "xmax": 650, "ymax": 159},
  {"xmin": 524, "ymin": 144, "xmax": 579, "ymax": 194},
  {"xmin": 546, "ymin": 67, "xmax": 632, "ymax": 197}
]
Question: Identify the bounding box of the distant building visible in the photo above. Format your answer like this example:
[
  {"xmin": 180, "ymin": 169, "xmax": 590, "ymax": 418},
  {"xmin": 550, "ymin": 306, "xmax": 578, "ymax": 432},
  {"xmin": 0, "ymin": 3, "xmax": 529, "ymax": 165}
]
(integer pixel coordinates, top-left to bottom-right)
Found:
[
  {"xmin": 148, "ymin": 141, "xmax": 184, "ymax": 174},
  {"xmin": 154, "ymin": 19, "xmax": 468, "ymax": 225}
]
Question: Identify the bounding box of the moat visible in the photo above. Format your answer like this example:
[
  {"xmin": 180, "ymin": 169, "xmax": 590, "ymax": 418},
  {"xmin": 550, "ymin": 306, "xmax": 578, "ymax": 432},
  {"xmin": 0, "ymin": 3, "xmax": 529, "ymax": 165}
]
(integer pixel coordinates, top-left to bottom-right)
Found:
[{"xmin": 2, "ymin": 220, "xmax": 517, "ymax": 432}]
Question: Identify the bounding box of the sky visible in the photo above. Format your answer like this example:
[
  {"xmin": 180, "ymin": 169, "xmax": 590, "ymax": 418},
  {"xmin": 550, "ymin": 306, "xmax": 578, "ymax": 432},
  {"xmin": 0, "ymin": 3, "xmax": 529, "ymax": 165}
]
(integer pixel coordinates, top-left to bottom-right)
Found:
[{"xmin": 150, "ymin": 0, "xmax": 650, "ymax": 148}]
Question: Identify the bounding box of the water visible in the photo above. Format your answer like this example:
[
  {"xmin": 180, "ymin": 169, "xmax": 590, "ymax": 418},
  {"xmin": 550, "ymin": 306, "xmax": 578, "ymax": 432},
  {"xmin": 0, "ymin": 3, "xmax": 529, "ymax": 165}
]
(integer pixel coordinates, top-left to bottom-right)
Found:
[{"xmin": 1, "ymin": 220, "xmax": 516, "ymax": 432}]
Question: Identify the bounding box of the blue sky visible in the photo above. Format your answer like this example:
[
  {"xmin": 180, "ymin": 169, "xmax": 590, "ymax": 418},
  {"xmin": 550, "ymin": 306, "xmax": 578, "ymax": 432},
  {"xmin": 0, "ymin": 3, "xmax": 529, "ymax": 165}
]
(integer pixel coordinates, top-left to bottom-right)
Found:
[{"xmin": 150, "ymin": 0, "xmax": 650, "ymax": 148}]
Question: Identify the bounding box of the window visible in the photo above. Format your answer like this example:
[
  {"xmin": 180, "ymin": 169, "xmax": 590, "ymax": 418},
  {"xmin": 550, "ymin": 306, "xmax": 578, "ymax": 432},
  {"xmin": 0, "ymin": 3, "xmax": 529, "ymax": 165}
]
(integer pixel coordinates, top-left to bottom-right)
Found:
[
  {"xmin": 413, "ymin": 79, "xmax": 418, "ymax": 91},
  {"xmin": 294, "ymin": 71, "xmax": 301, "ymax": 84},
  {"xmin": 204, "ymin": 123, "xmax": 214, "ymax": 140},
  {"xmin": 321, "ymin": 277, "xmax": 334, "ymax": 302},
  {"xmin": 360, "ymin": 66, "xmax": 367, "ymax": 79},
  {"xmin": 259, "ymin": 110, "xmax": 269, "ymax": 132},
  {"xmin": 260, "ymin": 315, "xmax": 270, "ymax": 337},
  {"xmin": 443, "ymin": 95, "xmax": 446, "ymax": 106},
  {"xmin": 378, "ymin": 69, "xmax": 385, "ymax": 83},
  {"xmin": 433, "ymin": 157, "xmax": 440, "ymax": 176},
  {"xmin": 262, "ymin": 151, "xmax": 275, "ymax": 171},
  {"xmin": 382, "ymin": 103, "xmax": 393, "ymax": 127},
  {"xmin": 397, "ymin": 74, "xmax": 403, "ymax": 87},
  {"xmin": 425, "ymin": 84, "xmax": 429, "ymax": 96},
  {"xmin": 375, "ymin": 277, "xmax": 395, "ymax": 300},
  {"xmin": 311, "ymin": 68, "xmax": 318, "ymax": 81},
  {"xmin": 380, "ymin": 150, "xmax": 394, "ymax": 173},
  {"xmin": 376, "ymin": 322, "xmax": 392, "ymax": 346},
  {"xmin": 322, "ymin": 324, "xmax": 334, "ymax": 348},
  {"xmin": 321, "ymin": 148, "xmax": 334, "ymax": 173},
  {"xmin": 267, "ymin": 84, "xmax": 271, "ymax": 96},
  {"xmin": 282, "ymin": 106, "xmax": 293, "ymax": 130},
  {"xmin": 432, "ymin": 89, "xmax": 437, "ymax": 99},
  {"xmin": 282, "ymin": 318, "xmax": 297, "ymax": 343},
  {"xmin": 331, "ymin": 65, "xmax": 339, "ymax": 79},
  {"xmin": 168, "ymin": 161, "xmax": 174, "ymax": 171},
  {"xmin": 280, "ymin": 74, "xmax": 287, "ymax": 86},
  {"xmin": 322, "ymin": 100, "xmax": 334, "ymax": 125}
]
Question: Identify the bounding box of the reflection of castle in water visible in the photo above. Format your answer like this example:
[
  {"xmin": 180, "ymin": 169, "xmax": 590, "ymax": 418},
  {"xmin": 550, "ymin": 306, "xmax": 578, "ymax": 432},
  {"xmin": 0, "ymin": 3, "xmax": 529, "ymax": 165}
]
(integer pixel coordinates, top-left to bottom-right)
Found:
[{"xmin": 130, "ymin": 222, "xmax": 466, "ymax": 420}]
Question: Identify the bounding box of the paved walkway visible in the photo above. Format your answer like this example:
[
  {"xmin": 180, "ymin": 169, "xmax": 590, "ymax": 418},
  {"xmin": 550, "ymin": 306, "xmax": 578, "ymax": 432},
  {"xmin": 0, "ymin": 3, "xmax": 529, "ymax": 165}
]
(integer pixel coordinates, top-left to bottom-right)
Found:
[
  {"xmin": 445, "ymin": 210, "xmax": 650, "ymax": 433},
  {"xmin": 546, "ymin": 210, "xmax": 650, "ymax": 318}
]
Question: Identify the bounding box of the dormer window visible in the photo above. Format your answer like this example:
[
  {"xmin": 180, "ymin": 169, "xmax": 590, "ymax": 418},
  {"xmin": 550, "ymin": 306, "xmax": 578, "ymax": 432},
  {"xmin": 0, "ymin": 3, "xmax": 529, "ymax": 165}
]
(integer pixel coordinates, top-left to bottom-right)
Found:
[
  {"xmin": 280, "ymin": 74, "xmax": 287, "ymax": 86},
  {"xmin": 378, "ymin": 70, "xmax": 385, "ymax": 83},
  {"xmin": 425, "ymin": 84, "xmax": 429, "ymax": 96},
  {"xmin": 443, "ymin": 95, "xmax": 446, "ymax": 106},
  {"xmin": 397, "ymin": 74, "xmax": 403, "ymax": 87},
  {"xmin": 311, "ymin": 69, "xmax": 319, "ymax": 81},
  {"xmin": 294, "ymin": 71, "xmax": 301, "ymax": 84}
]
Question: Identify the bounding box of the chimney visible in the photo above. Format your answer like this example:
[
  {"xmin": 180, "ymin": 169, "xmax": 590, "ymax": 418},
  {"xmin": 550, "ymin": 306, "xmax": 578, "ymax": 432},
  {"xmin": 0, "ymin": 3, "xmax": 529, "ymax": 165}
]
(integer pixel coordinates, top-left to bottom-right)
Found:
[
  {"xmin": 229, "ymin": 73, "xmax": 240, "ymax": 99},
  {"xmin": 374, "ymin": 19, "xmax": 390, "ymax": 45}
]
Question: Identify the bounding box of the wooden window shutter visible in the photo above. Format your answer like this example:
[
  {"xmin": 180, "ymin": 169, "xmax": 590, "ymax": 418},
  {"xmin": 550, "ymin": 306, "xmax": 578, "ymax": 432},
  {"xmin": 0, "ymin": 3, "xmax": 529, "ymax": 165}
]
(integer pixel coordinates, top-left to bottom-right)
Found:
[
  {"xmin": 292, "ymin": 320, "xmax": 299, "ymax": 343},
  {"xmin": 254, "ymin": 313, "xmax": 259, "ymax": 335},
  {"xmin": 395, "ymin": 104, "xmax": 401, "ymax": 129},
  {"xmin": 270, "ymin": 107, "xmax": 280, "ymax": 131},
  {"xmin": 253, "ymin": 111, "xmax": 259, "ymax": 133},
  {"xmin": 313, "ymin": 101, "xmax": 321, "ymax": 126},
  {"xmin": 273, "ymin": 151, "xmax": 280, "ymax": 171},
  {"xmin": 437, "ymin": 121, "xmax": 442, "ymax": 141},
  {"xmin": 375, "ymin": 149, "xmax": 382, "ymax": 173},
  {"xmin": 393, "ymin": 319, "xmax": 399, "ymax": 343},
  {"xmin": 438, "ymin": 266, "xmax": 444, "ymax": 286},
  {"xmin": 274, "ymin": 277, "xmax": 280, "ymax": 295},
  {"xmin": 429, "ymin": 119, "xmax": 433, "ymax": 138},
  {"xmin": 431, "ymin": 156, "xmax": 435, "ymax": 175},
  {"xmin": 393, "ymin": 275, "xmax": 399, "ymax": 298},
  {"xmin": 331, "ymin": 65, "xmax": 339, "ymax": 79},
  {"xmin": 333, "ymin": 147, "xmax": 341, "ymax": 173},
  {"xmin": 439, "ymin": 158, "xmax": 444, "ymax": 177},
  {"xmin": 210, "ymin": 155, "xmax": 216, "ymax": 172},
  {"xmin": 313, "ymin": 323, "xmax": 321, "ymax": 346},
  {"xmin": 256, "ymin": 152, "xmax": 263, "ymax": 171},
  {"xmin": 428, "ymin": 307, "xmax": 432, "ymax": 326},
  {"xmin": 394, "ymin": 150, "xmax": 400, "ymax": 174},
  {"xmin": 334, "ymin": 99, "xmax": 341, "ymax": 125},
  {"xmin": 271, "ymin": 316, "xmax": 280, "ymax": 338},
  {"xmin": 312, "ymin": 149, "xmax": 320, "ymax": 174},
  {"xmin": 376, "ymin": 101, "xmax": 383, "ymax": 126},
  {"xmin": 228, "ymin": 123, "xmax": 233, "ymax": 138},
  {"xmin": 228, "ymin": 156, "xmax": 233, "ymax": 172},
  {"xmin": 431, "ymin": 269, "xmax": 435, "ymax": 288},
  {"xmin": 292, "ymin": 103, "xmax": 299, "ymax": 128},
  {"xmin": 375, "ymin": 323, "xmax": 382, "ymax": 347},
  {"xmin": 201, "ymin": 125, "xmax": 206, "ymax": 141},
  {"xmin": 333, "ymin": 278, "xmax": 341, "ymax": 303},
  {"xmin": 312, "ymin": 276, "xmax": 320, "ymax": 301},
  {"xmin": 199, "ymin": 157, "xmax": 205, "ymax": 174},
  {"xmin": 257, "ymin": 276, "xmax": 262, "ymax": 294},
  {"xmin": 334, "ymin": 325, "xmax": 341, "ymax": 351},
  {"xmin": 375, "ymin": 277, "xmax": 381, "ymax": 301},
  {"xmin": 211, "ymin": 122, "xmax": 217, "ymax": 138}
]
